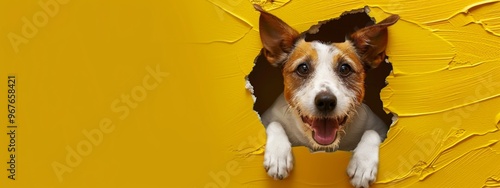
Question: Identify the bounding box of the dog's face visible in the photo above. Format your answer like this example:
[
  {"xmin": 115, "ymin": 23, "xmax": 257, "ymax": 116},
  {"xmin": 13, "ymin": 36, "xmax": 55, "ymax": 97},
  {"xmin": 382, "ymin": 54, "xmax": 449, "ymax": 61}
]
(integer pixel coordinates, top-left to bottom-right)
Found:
[
  {"xmin": 255, "ymin": 5, "xmax": 398, "ymax": 151},
  {"xmin": 281, "ymin": 40, "xmax": 366, "ymax": 151}
]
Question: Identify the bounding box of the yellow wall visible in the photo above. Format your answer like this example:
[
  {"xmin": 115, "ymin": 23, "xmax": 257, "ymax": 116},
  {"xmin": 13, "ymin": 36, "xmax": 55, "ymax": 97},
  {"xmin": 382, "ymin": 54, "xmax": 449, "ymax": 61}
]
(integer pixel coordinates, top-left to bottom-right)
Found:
[{"xmin": 0, "ymin": 0, "xmax": 499, "ymax": 187}]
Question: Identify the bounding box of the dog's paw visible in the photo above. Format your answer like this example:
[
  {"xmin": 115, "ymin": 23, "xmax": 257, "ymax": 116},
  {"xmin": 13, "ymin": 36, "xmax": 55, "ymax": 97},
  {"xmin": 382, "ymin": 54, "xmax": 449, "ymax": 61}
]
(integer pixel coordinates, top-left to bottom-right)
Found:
[
  {"xmin": 347, "ymin": 150, "xmax": 378, "ymax": 188},
  {"xmin": 263, "ymin": 137, "xmax": 293, "ymax": 180}
]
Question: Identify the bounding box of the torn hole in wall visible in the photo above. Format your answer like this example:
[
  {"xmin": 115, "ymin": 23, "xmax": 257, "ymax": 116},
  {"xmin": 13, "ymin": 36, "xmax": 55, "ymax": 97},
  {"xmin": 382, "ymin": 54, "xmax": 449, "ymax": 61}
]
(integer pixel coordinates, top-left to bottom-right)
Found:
[{"xmin": 247, "ymin": 7, "xmax": 395, "ymax": 138}]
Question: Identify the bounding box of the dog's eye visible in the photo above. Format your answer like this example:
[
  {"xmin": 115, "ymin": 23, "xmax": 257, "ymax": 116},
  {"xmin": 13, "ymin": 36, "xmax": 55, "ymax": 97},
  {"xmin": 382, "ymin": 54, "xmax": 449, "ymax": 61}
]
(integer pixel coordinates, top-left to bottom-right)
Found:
[
  {"xmin": 296, "ymin": 63, "xmax": 309, "ymax": 76},
  {"xmin": 339, "ymin": 64, "xmax": 352, "ymax": 76}
]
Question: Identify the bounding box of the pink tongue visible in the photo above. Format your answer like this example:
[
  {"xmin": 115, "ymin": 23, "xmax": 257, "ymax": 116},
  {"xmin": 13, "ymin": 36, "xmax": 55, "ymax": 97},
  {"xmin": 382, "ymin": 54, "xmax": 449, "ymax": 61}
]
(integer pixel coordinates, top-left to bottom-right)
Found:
[{"xmin": 311, "ymin": 118, "xmax": 338, "ymax": 145}]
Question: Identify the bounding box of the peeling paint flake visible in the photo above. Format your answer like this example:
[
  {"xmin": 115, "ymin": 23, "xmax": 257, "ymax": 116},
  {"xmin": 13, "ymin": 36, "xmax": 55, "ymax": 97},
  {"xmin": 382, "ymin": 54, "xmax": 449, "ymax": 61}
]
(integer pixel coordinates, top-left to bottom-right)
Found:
[
  {"xmin": 371, "ymin": 0, "xmax": 500, "ymax": 24},
  {"xmin": 469, "ymin": 1, "xmax": 500, "ymax": 36},
  {"xmin": 249, "ymin": 0, "xmax": 291, "ymax": 11},
  {"xmin": 484, "ymin": 175, "xmax": 500, "ymax": 187},
  {"xmin": 384, "ymin": 18, "xmax": 455, "ymax": 74},
  {"xmin": 180, "ymin": 0, "xmax": 253, "ymax": 43}
]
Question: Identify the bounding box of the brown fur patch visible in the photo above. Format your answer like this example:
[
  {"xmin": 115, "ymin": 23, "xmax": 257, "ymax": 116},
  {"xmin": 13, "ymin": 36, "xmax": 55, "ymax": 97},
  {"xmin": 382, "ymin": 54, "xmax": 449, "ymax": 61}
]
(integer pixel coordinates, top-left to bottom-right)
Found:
[
  {"xmin": 282, "ymin": 39, "xmax": 317, "ymax": 103},
  {"xmin": 333, "ymin": 42, "xmax": 366, "ymax": 103}
]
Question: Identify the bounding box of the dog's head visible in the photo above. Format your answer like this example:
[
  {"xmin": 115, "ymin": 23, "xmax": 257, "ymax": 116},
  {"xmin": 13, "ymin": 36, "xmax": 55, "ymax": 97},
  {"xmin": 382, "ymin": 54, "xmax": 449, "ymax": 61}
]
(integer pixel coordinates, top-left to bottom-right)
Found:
[{"xmin": 255, "ymin": 5, "xmax": 398, "ymax": 151}]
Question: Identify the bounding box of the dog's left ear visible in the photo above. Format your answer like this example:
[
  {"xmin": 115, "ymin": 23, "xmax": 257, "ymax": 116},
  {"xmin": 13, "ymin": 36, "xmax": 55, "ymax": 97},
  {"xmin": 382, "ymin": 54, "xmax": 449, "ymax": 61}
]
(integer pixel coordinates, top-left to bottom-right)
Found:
[
  {"xmin": 350, "ymin": 15, "xmax": 399, "ymax": 69},
  {"xmin": 254, "ymin": 4, "xmax": 300, "ymax": 66}
]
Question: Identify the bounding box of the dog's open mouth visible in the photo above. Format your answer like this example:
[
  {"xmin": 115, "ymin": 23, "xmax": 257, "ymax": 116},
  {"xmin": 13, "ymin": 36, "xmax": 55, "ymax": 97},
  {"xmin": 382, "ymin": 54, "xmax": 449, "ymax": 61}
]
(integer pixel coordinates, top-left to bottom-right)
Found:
[{"xmin": 301, "ymin": 116, "xmax": 347, "ymax": 145}]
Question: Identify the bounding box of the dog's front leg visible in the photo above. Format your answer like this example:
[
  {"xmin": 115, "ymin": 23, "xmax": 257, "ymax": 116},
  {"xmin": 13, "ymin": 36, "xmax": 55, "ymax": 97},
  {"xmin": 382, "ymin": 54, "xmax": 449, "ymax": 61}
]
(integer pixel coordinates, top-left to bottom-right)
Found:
[
  {"xmin": 347, "ymin": 130, "xmax": 382, "ymax": 188},
  {"xmin": 264, "ymin": 121, "xmax": 293, "ymax": 180}
]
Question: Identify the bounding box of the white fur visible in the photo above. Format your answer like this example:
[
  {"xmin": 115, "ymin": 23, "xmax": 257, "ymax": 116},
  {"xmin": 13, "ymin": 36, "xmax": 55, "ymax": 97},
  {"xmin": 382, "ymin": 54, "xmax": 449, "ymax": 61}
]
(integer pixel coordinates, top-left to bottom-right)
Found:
[
  {"xmin": 293, "ymin": 42, "xmax": 357, "ymax": 118},
  {"xmin": 263, "ymin": 122, "xmax": 293, "ymax": 179},
  {"xmin": 347, "ymin": 130, "xmax": 381, "ymax": 188}
]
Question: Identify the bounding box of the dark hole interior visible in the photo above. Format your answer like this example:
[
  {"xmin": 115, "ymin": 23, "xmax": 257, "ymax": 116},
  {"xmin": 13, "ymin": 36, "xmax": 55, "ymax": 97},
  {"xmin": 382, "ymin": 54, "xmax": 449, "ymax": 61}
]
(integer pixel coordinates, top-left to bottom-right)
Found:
[
  {"xmin": 249, "ymin": 8, "xmax": 393, "ymax": 127},
  {"xmin": 304, "ymin": 8, "xmax": 374, "ymax": 43}
]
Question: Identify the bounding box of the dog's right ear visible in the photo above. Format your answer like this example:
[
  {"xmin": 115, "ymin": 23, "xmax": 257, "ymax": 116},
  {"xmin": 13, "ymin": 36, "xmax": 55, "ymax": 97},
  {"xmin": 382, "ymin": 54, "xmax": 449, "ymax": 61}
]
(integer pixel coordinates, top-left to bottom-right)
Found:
[
  {"xmin": 254, "ymin": 4, "xmax": 299, "ymax": 67},
  {"xmin": 349, "ymin": 15, "xmax": 399, "ymax": 69}
]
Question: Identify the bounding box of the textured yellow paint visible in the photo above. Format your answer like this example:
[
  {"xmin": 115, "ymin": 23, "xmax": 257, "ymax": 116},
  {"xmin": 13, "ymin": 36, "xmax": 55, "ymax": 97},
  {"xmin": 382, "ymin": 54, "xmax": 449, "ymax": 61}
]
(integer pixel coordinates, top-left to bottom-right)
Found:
[{"xmin": 0, "ymin": 0, "xmax": 499, "ymax": 187}]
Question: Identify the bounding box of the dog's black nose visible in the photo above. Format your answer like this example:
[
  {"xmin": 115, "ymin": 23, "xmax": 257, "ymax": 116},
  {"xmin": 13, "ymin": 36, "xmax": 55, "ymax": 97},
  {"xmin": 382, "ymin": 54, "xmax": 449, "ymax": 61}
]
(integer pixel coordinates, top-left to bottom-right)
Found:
[{"xmin": 315, "ymin": 92, "xmax": 336, "ymax": 113}]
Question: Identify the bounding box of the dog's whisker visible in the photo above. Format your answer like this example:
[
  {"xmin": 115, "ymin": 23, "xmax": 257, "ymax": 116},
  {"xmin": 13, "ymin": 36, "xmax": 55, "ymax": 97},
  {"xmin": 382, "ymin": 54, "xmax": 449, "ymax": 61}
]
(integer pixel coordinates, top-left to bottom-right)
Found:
[{"xmin": 283, "ymin": 106, "xmax": 292, "ymax": 116}]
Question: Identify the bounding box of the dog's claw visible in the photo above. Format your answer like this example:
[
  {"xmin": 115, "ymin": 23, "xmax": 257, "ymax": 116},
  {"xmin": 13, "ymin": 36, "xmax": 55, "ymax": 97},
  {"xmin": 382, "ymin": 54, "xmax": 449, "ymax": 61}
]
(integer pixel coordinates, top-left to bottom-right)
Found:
[
  {"xmin": 347, "ymin": 152, "xmax": 378, "ymax": 188},
  {"xmin": 263, "ymin": 136, "xmax": 293, "ymax": 179},
  {"xmin": 264, "ymin": 147, "xmax": 293, "ymax": 180},
  {"xmin": 348, "ymin": 173, "xmax": 354, "ymax": 179},
  {"xmin": 263, "ymin": 122, "xmax": 294, "ymax": 180},
  {"xmin": 346, "ymin": 130, "xmax": 381, "ymax": 188},
  {"xmin": 277, "ymin": 175, "xmax": 284, "ymax": 180}
]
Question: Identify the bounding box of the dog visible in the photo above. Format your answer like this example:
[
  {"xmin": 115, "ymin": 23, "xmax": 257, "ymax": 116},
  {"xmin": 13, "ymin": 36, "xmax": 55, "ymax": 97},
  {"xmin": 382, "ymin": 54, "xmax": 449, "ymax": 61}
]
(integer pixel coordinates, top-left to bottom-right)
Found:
[{"xmin": 254, "ymin": 5, "xmax": 399, "ymax": 188}]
